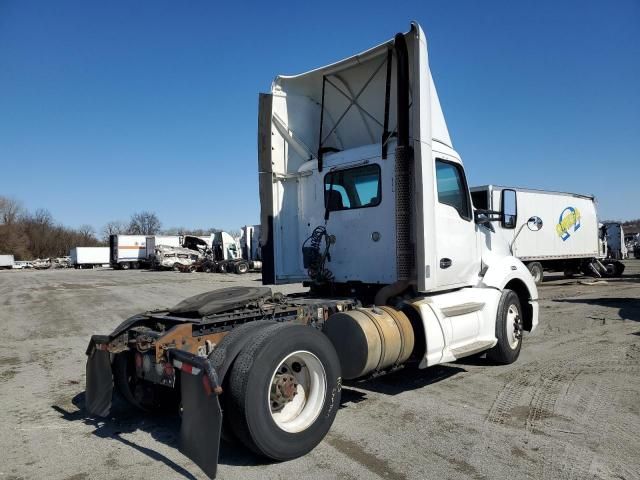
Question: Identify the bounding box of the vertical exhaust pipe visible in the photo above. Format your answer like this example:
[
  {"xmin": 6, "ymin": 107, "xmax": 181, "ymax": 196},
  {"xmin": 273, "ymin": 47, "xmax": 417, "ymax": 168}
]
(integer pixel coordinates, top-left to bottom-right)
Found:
[{"xmin": 393, "ymin": 32, "xmax": 413, "ymax": 284}]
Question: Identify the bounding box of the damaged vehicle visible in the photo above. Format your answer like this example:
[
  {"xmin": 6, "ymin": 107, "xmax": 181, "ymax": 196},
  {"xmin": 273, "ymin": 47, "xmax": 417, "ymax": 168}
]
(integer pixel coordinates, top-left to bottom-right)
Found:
[
  {"xmin": 85, "ymin": 22, "xmax": 539, "ymax": 479},
  {"xmin": 152, "ymin": 244, "xmax": 203, "ymax": 271}
]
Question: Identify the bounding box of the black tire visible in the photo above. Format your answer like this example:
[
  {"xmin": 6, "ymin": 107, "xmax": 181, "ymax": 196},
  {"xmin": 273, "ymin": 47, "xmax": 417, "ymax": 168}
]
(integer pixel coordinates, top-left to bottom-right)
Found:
[
  {"xmin": 235, "ymin": 262, "xmax": 249, "ymax": 274},
  {"xmin": 526, "ymin": 262, "xmax": 544, "ymax": 285},
  {"xmin": 172, "ymin": 263, "xmax": 181, "ymax": 272},
  {"xmin": 225, "ymin": 323, "xmax": 342, "ymax": 461},
  {"xmin": 603, "ymin": 261, "xmax": 625, "ymax": 277},
  {"xmin": 120, "ymin": 262, "xmax": 130, "ymax": 270},
  {"xmin": 217, "ymin": 263, "xmax": 227, "ymax": 273},
  {"xmin": 487, "ymin": 289, "xmax": 523, "ymax": 364}
]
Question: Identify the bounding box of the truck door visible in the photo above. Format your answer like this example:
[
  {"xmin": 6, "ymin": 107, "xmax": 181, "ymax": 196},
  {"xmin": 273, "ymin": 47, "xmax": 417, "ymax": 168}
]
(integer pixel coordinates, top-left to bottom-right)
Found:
[
  {"xmin": 318, "ymin": 156, "xmax": 396, "ymax": 284},
  {"xmin": 433, "ymin": 158, "xmax": 479, "ymax": 288}
]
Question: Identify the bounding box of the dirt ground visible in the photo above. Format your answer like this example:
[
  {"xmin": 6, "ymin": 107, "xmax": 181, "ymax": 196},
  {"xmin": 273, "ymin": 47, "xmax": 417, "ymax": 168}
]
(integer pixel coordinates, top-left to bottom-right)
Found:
[{"xmin": 1, "ymin": 262, "xmax": 639, "ymax": 480}]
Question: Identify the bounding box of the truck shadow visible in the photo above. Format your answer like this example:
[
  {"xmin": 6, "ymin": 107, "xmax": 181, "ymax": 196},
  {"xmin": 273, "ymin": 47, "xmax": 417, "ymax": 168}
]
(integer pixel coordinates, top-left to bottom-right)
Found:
[
  {"xmin": 51, "ymin": 364, "xmax": 465, "ymax": 475},
  {"xmin": 345, "ymin": 364, "xmax": 466, "ymax": 396},
  {"xmin": 51, "ymin": 392, "xmax": 271, "ymax": 476},
  {"xmin": 553, "ymin": 297, "xmax": 640, "ymax": 322}
]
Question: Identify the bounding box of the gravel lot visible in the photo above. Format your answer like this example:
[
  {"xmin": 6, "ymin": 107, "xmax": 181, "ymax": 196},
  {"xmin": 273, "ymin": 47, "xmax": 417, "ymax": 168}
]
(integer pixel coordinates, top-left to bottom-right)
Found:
[{"xmin": 1, "ymin": 263, "xmax": 639, "ymax": 480}]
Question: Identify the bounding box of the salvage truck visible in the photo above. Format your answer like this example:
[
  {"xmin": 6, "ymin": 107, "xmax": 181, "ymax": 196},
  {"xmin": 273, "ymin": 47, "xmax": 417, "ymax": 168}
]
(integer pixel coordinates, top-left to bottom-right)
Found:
[
  {"xmin": 470, "ymin": 185, "xmax": 624, "ymax": 283},
  {"xmin": 85, "ymin": 23, "xmax": 540, "ymax": 479}
]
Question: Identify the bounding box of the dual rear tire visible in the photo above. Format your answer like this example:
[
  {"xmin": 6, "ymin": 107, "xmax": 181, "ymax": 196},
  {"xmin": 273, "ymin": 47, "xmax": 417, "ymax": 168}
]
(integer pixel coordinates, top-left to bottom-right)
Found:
[{"xmin": 224, "ymin": 323, "xmax": 342, "ymax": 461}]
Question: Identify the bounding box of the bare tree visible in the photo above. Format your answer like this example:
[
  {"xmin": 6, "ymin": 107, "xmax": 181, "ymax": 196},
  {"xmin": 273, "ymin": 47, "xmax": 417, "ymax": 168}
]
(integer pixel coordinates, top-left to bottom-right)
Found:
[
  {"xmin": 128, "ymin": 211, "xmax": 161, "ymax": 235},
  {"xmin": 101, "ymin": 220, "xmax": 127, "ymax": 241},
  {"xmin": 78, "ymin": 224, "xmax": 95, "ymax": 242},
  {"xmin": 0, "ymin": 196, "xmax": 24, "ymax": 225}
]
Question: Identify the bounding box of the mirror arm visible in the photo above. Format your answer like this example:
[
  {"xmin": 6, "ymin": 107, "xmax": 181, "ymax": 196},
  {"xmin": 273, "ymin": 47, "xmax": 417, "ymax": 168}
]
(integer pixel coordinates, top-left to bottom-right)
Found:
[
  {"xmin": 474, "ymin": 209, "xmax": 502, "ymax": 224},
  {"xmin": 509, "ymin": 223, "xmax": 528, "ymax": 255}
]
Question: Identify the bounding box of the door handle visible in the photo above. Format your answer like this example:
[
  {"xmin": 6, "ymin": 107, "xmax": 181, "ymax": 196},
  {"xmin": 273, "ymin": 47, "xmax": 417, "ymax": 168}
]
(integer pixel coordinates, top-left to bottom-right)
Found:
[{"xmin": 440, "ymin": 258, "xmax": 452, "ymax": 269}]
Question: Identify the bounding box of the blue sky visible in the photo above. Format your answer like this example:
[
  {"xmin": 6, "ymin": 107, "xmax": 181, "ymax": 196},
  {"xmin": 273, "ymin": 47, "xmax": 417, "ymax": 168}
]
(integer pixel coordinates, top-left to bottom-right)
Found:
[{"xmin": 1, "ymin": 0, "xmax": 638, "ymax": 233}]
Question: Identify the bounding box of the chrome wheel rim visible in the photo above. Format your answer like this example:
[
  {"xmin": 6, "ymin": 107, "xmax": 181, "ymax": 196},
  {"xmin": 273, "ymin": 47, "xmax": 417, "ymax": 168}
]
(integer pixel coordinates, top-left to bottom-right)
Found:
[
  {"xmin": 268, "ymin": 350, "xmax": 326, "ymax": 433},
  {"xmin": 506, "ymin": 304, "xmax": 522, "ymax": 349}
]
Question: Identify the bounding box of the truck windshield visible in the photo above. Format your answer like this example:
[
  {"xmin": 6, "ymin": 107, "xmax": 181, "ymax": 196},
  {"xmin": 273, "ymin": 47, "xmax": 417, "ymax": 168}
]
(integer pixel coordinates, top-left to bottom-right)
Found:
[{"xmin": 324, "ymin": 164, "xmax": 381, "ymax": 211}]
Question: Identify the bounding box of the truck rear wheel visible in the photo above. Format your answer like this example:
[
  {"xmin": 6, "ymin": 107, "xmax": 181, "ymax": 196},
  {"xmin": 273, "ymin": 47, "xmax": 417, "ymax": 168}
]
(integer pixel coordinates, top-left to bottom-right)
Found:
[
  {"xmin": 526, "ymin": 262, "xmax": 544, "ymax": 285},
  {"xmin": 487, "ymin": 289, "xmax": 522, "ymax": 364},
  {"xmin": 225, "ymin": 323, "xmax": 341, "ymax": 461},
  {"xmin": 235, "ymin": 262, "xmax": 249, "ymax": 274},
  {"xmin": 120, "ymin": 262, "xmax": 130, "ymax": 270}
]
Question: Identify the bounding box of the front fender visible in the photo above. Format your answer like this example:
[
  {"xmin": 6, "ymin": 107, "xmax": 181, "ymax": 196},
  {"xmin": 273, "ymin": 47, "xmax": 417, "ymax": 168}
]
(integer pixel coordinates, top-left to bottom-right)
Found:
[{"xmin": 480, "ymin": 255, "xmax": 539, "ymax": 332}]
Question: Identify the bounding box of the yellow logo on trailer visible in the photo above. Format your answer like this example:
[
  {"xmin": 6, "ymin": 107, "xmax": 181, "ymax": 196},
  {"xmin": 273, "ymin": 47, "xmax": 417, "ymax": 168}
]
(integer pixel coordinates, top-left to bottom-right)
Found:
[{"xmin": 556, "ymin": 207, "xmax": 581, "ymax": 241}]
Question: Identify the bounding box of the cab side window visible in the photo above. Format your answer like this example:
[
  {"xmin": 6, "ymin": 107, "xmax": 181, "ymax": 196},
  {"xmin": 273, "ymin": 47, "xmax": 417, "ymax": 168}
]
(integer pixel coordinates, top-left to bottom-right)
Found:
[
  {"xmin": 436, "ymin": 160, "xmax": 471, "ymax": 220},
  {"xmin": 324, "ymin": 164, "xmax": 381, "ymax": 212}
]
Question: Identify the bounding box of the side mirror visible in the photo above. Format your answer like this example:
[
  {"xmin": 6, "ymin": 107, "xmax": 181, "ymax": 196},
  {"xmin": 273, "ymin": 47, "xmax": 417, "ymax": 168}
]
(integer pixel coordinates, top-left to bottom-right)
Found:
[
  {"xmin": 526, "ymin": 216, "xmax": 543, "ymax": 231},
  {"xmin": 501, "ymin": 189, "xmax": 517, "ymax": 229}
]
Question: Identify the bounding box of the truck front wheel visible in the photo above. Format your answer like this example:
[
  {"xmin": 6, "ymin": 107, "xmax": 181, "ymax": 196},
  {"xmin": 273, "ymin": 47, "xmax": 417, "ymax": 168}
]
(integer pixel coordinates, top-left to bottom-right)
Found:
[
  {"xmin": 487, "ymin": 289, "xmax": 523, "ymax": 364},
  {"xmin": 226, "ymin": 323, "xmax": 341, "ymax": 461}
]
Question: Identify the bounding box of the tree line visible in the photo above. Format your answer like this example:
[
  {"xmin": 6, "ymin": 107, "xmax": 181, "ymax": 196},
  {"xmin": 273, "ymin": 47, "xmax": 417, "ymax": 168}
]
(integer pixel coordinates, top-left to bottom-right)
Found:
[{"xmin": 0, "ymin": 195, "xmax": 236, "ymax": 260}]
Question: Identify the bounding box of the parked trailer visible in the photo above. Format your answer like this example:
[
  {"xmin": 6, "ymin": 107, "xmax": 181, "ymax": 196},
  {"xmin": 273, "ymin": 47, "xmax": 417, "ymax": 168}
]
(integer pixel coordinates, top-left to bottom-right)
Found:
[
  {"xmin": 70, "ymin": 247, "xmax": 110, "ymax": 269},
  {"xmin": 0, "ymin": 255, "xmax": 15, "ymax": 270},
  {"xmin": 109, "ymin": 235, "xmax": 148, "ymax": 270},
  {"xmin": 471, "ymin": 185, "xmax": 623, "ymax": 284},
  {"xmin": 85, "ymin": 23, "xmax": 540, "ymax": 479}
]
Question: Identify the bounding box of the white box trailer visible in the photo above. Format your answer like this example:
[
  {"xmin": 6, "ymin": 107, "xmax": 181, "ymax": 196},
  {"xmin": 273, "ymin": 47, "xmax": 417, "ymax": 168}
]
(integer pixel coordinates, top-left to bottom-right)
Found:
[
  {"xmin": 471, "ymin": 185, "xmax": 621, "ymax": 283},
  {"xmin": 70, "ymin": 247, "xmax": 110, "ymax": 268},
  {"xmin": 109, "ymin": 235, "xmax": 148, "ymax": 270},
  {"xmin": 0, "ymin": 254, "xmax": 15, "ymax": 269}
]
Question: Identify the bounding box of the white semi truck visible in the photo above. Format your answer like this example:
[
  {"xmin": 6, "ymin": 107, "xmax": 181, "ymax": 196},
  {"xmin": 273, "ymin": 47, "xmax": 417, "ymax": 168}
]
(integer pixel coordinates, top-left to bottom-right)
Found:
[
  {"xmin": 85, "ymin": 23, "xmax": 539, "ymax": 479},
  {"xmin": 239, "ymin": 225, "xmax": 263, "ymax": 271},
  {"xmin": 70, "ymin": 247, "xmax": 110, "ymax": 269},
  {"xmin": 603, "ymin": 222, "xmax": 628, "ymax": 260},
  {"xmin": 471, "ymin": 185, "xmax": 624, "ymax": 283}
]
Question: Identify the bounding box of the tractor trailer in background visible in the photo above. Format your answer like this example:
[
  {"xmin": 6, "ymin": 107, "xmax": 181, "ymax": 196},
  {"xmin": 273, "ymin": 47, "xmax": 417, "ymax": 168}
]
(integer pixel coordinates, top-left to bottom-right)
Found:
[
  {"xmin": 85, "ymin": 23, "xmax": 540, "ymax": 479},
  {"xmin": 109, "ymin": 235, "xmax": 148, "ymax": 269},
  {"xmin": 70, "ymin": 247, "xmax": 110, "ymax": 269},
  {"xmin": 471, "ymin": 185, "xmax": 623, "ymax": 284}
]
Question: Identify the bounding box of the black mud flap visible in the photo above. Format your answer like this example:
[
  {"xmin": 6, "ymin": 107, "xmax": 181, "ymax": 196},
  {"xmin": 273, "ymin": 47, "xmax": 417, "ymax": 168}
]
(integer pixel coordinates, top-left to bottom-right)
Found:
[
  {"xmin": 171, "ymin": 350, "xmax": 223, "ymax": 479},
  {"xmin": 85, "ymin": 335, "xmax": 113, "ymax": 417}
]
